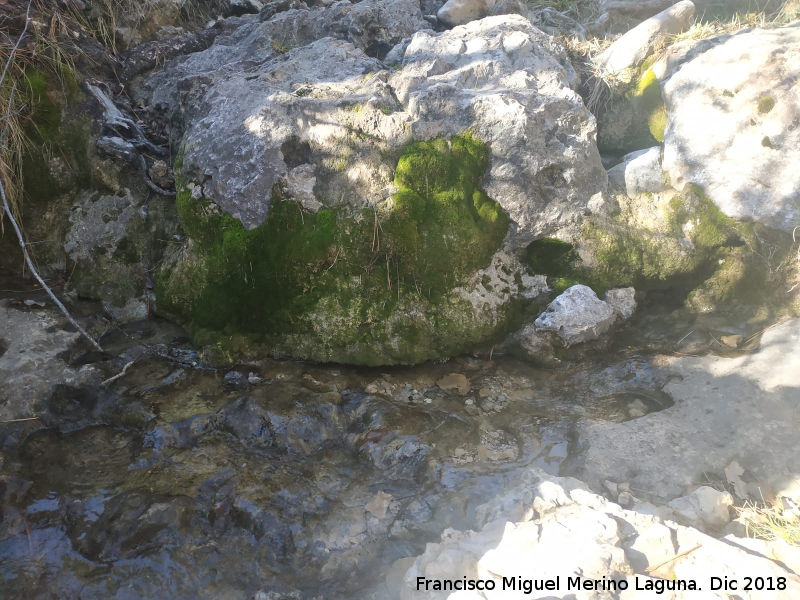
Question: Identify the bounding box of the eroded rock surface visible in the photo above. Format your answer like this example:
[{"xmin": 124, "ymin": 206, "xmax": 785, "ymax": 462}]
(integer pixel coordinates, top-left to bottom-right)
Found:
[
  {"xmin": 662, "ymin": 24, "xmax": 800, "ymax": 232},
  {"xmin": 571, "ymin": 318, "xmax": 800, "ymax": 503}
]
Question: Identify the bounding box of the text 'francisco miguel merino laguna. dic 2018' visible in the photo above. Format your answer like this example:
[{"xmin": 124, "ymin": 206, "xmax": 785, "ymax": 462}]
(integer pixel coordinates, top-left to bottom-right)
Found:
[{"xmin": 415, "ymin": 575, "xmax": 703, "ymax": 595}]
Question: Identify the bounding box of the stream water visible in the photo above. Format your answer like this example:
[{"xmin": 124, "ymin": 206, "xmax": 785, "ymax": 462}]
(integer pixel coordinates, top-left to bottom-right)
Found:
[{"xmin": 0, "ymin": 289, "xmax": 770, "ymax": 599}]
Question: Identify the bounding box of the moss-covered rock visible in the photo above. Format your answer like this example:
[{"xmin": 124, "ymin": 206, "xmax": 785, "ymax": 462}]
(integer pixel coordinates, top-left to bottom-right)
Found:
[
  {"xmin": 597, "ymin": 67, "xmax": 668, "ymax": 154},
  {"xmin": 157, "ymin": 134, "xmax": 528, "ymax": 365},
  {"xmin": 580, "ymin": 185, "xmax": 741, "ymax": 291},
  {"xmin": 570, "ymin": 182, "xmax": 796, "ymax": 317}
]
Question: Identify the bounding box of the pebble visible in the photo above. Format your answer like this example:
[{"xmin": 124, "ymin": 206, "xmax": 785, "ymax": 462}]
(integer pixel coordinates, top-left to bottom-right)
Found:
[{"xmin": 436, "ymin": 373, "xmax": 470, "ymax": 395}]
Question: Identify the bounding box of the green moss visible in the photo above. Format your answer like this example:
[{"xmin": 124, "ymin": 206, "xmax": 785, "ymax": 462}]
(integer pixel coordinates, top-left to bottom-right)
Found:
[
  {"xmin": 597, "ymin": 67, "xmax": 668, "ymax": 153},
  {"xmin": 158, "ymin": 134, "xmax": 512, "ymax": 364},
  {"xmin": 582, "ymin": 186, "xmax": 742, "ymax": 292},
  {"xmin": 757, "ymin": 95, "xmax": 775, "ymax": 114},
  {"xmin": 22, "ymin": 70, "xmax": 62, "ymax": 144},
  {"xmin": 648, "ymin": 105, "xmax": 667, "ymax": 142}
]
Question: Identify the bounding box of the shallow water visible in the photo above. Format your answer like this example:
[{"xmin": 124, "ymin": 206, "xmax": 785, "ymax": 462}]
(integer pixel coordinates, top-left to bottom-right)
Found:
[{"xmin": 0, "ymin": 289, "xmax": 777, "ymax": 599}]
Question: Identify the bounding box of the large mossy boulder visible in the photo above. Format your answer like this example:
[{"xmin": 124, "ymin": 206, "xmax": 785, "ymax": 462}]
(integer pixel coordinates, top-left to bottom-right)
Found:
[
  {"xmin": 159, "ymin": 134, "xmax": 536, "ymax": 364},
  {"xmin": 146, "ymin": 14, "xmax": 606, "ymax": 364}
]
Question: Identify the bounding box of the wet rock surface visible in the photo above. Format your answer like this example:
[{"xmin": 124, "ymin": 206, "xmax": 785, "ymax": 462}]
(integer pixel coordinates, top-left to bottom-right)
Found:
[{"xmin": 0, "ymin": 297, "xmax": 706, "ymax": 599}]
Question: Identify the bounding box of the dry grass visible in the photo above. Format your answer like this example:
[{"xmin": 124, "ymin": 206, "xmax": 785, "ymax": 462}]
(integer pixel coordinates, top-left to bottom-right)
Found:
[
  {"xmin": 0, "ymin": 0, "xmax": 221, "ymax": 230},
  {"xmin": 737, "ymin": 502, "xmax": 800, "ymax": 546}
]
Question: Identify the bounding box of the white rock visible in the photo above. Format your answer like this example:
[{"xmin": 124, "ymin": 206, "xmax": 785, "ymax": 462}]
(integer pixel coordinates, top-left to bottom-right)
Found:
[
  {"xmin": 595, "ymin": 0, "xmax": 696, "ymax": 74},
  {"xmin": 534, "ymin": 285, "xmax": 617, "ymax": 346},
  {"xmin": 604, "ymin": 287, "xmax": 637, "ymax": 319},
  {"xmin": 668, "ymin": 486, "xmax": 733, "ymax": 529},
  {"xmin": 437, "ymin": 0, "xmax": 495, "ymax": 27},
  {"xmin": 574, "ymin": 319, "xmax": 800, "ymax": 501},
  {"xmin": 607, "ymin": 146, "xmax": 666, "ymax": 198},
  {"xmin": 662, "ymin": 25, "xmax": 800, "ymax": 232},
  {"xmin": 285, "ymin": 164, "xmax": 321, "ymax": 213}
]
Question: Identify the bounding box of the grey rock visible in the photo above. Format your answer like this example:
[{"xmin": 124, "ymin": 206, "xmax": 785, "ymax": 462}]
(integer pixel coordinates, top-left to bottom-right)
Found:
[
  {"xmin": 572, "ymin": 318, "xmax": 800, "ymax": 503},
  {"xmin": 513, "ymin": 322, "xmax": 556, "ymax": 363},
  {"xmin": 604, "ymin": 287, "xmax": 637, "ymax": 319},
  {"xmin": 63, "ymin": 189, "xmax": 175, "ymax": 317},
  {"xmin": 0, "ymin": 301, "xmax": 81, "ymax": 425},
  {"xmin": 259, "ymin": 0, "xmax": 308, "ymax": 22},
  {"xmin": 216, "ymin": 397, "xmax": 273, "ymax": 443},
  {"xmin": 229, "ymin": 0, "xmax": 263, "ymax": 16},
  {"xmin": 158, "ymin": 14, "xmax": 605, "ymax": 241},
  {"xmin": 607, "ymin": 146, "xmax": 666, "ymax": 198},
  {"xmin": 595, "ymin": 0, "xmax": 696, "ymax": 74},
  {"xmin": 222, "ymin": 370, "xmax": 249, "ymax": 390},
  {"xmin": 668, "ymin": 486, "xmax": 733, "ymax": 530},
  {"xmin": 392, "ymin": 15, "xmax": 606, "ymax": 246},
  {"xmin": 662, "ymin": 24, "xmax": 800, "ymax": 231},
  {"xmin": 386, "ymin": 468, "xmax": 800, "ymax": 599},
  {"xmin": 534, "ymin": 285, "xmax": 617, "ymax": 346},
  {"xmin": 437, "ymin": 0, "xmax": 495, "ymax": 27}
]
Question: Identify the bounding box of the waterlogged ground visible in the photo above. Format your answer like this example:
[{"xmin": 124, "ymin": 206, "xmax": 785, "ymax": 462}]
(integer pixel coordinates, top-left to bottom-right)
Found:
[{"xmin": 0, "ymin": 290, "xmax": 773, "ymax": 599}]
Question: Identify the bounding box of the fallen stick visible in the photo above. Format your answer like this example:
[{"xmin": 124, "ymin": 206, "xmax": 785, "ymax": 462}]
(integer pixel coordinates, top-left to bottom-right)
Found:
[{"xmin": 101, "ymin": 359, "xmax": 136, "ymax": 386}]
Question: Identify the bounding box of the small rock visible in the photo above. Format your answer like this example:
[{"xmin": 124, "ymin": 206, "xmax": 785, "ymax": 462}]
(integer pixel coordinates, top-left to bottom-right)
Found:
[
  {"xmin": 627, "ymin": 398, "xmax": 648, "ymax": 418},
  {"xmin": 436, "ymin": 373, "xmax": 470, "ymax": 395},
  {"xmin": 147, "ymin": 159, "xmax": 172, "ymax": 189},
  {"xmin": 534, "ymin": 285, "xmax": 617, "ymax": 346},
  {"xmin": 513, "ymin": 323, "xmax": 556, "ymax": 363},
  {"xmin": 223, "ymin": 370, "xmax": 249, "ymax": 390},
  {"xmin": 720, "ymin": 334, "xmax": 743, "ymax": 348},
  {"xmin": 668, "ymin": 486, "xmax": 734, "ymax": 529},
  {"xmin": 437, "ymin": 0, "xmax": 491, "ymax": 27},
  {"xmin": 594, "ymin": 0, "xmax": 696, "ymax": 74},
  {"xmin": 247, "ymin": 372, "xmax": 264, "ymax": 385},
  {"xmin": 617, "ymin": 491, "xmax": 635, "ymax": 507},
  {"xmin": 603, "ymin": 480, "xmax": 619, "ymax": 496},
  {"xmin": 604, "ymin": 287, "xmax": 637, "ymax": 320},
  {"xmin": 365, "ymin": 491, "xmax": 393, "ymax": 519}
]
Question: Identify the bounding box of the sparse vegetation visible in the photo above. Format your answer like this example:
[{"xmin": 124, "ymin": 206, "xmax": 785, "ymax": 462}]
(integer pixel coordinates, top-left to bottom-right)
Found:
[{"xmin": 737, "ymin": 502, "xmax": 800, "ymax": 546}]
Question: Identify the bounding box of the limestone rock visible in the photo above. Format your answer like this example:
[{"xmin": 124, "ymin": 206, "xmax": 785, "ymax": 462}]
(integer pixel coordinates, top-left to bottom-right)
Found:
[
  {"xmin": 392, "ymin": 16, "xmax": 605, "ymax": 246},
  {"xmin": 0, "ymin": 301, "xmax": 81, "ymax": 428},
  {"xmin": 388, "ymin": 468, "xmax": 800, "ymax": 599},
  {"xmin": 437, "ymin": 0, "xmax": 495, "ymax": 27},
  {"xmin": 668, "ymin": 486, "xmax": 734, "ymax": 530},
  {"xmin": 595, "ymin": 1, "xmax": 696, "ymax": 75},
  {"xmin": 534, "ymin": 285, "xmax": 617, "ymax": 346},
  {"xmin": 146, "ymin": 15, "xmax": 605, "ymax": 364},
  {"xmin": 571, "ymin": 318, "xmax": 800, "ymax": 502},
  {"xmin": 662, "ymin": 24, "xmax": 800, "ymax": 232},
  {"xmin": 63, "ymin": 189, "xmax": 177, "ymax": 320},
  {"xmin": 604, "ymin": 287, "xmax": 637, "ymax": 319},
  {"xmin": 513, "ymin": 323, "xmax": 556, "ymax": 363},
  {"xmin": 607, "ymin": 146, "xmax": 667, "ymax": 198}
]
